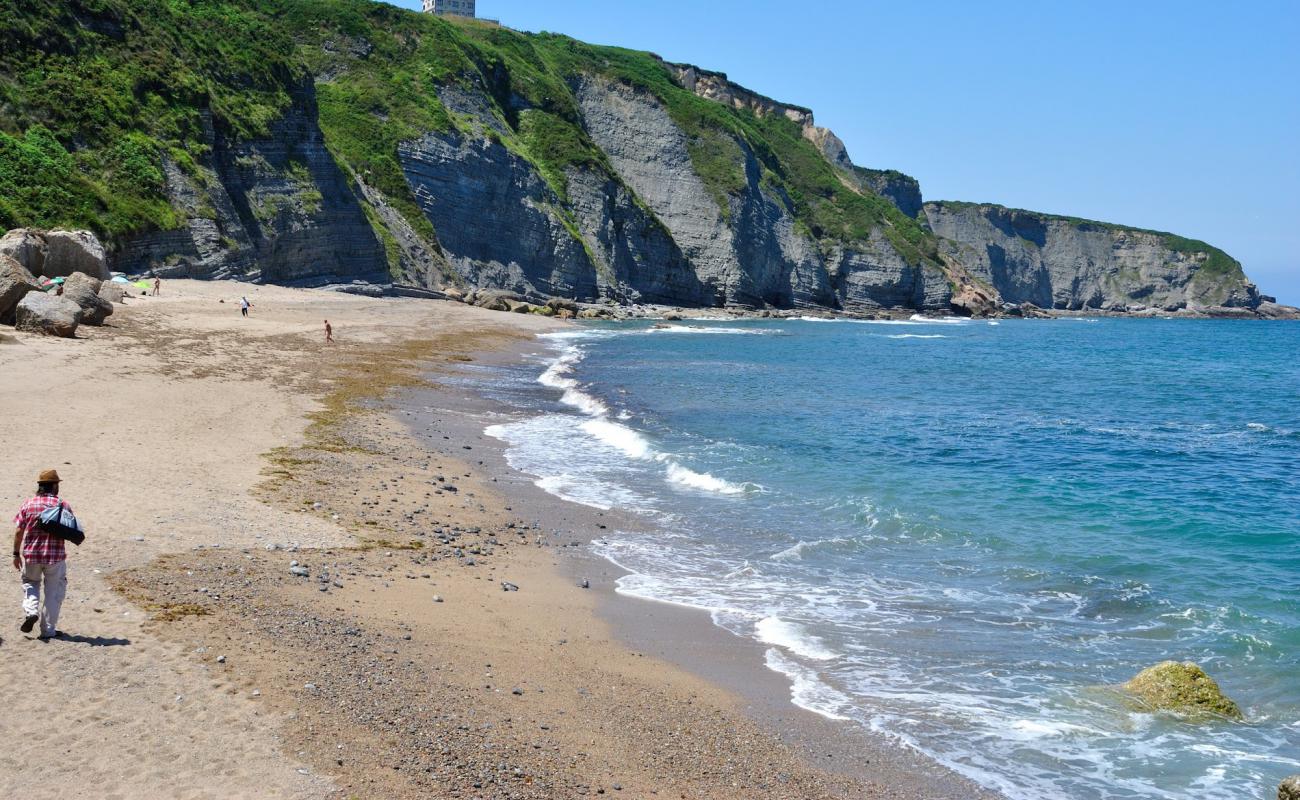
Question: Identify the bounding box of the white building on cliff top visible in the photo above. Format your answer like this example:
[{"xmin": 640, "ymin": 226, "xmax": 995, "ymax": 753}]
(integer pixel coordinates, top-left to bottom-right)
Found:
[{"xmin": 423, "ymin": 0, "xmax": 475, "ymax": 17}]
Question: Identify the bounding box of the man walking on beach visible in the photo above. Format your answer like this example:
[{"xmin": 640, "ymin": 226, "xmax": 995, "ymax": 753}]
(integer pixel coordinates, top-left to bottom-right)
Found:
[
  {"xmin": 324, "ymin": 319, "xmax": 334, "ymax": 344},
  {"xmin": 153, "ymin": 277, "xmax": 161, "ymax": 296},
  {"xmin": 12, "ymin": 470, "xmax": 71, "ymax": 640}
]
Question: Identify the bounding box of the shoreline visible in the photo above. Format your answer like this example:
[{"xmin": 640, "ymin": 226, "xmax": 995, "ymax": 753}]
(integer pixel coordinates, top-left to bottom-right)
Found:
[
  {"xmin": 0, "ymin": 279, "xmax": 991, "ymax": 798},
  {"xmin": 399, "ymin": 332, "xmax": 1002, "ymax": 798}
]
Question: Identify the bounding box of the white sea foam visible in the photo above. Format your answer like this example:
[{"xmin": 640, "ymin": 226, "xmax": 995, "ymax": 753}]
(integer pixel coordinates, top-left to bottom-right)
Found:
[
  {"xmin": 763, "ymin": 648, "xmax": 853, "ymax": 721},
  {"xmin": 534, "ymin": 475, "xmax": 650, "ymax": 512},
  {"xmin": 665, "ymin": 462, "xmax": 749, "ymax": 494},
  {"xmin": 909, "ymin": 314, "xmax": 972, "ymax": 324},
  {"xmin": 885, "ymin": 334, "xmax": 948, "ymax": 340},
  {"xmin": 648, "ymin": 325, "xmax": 778, "ymax": 335},
  {"xmin": 581, "ymin": 417, "xmax": 653, "ymax": 459},
  {"xmin": 755, "ymin": 616, "xmax": 838, "ymax": 660}
]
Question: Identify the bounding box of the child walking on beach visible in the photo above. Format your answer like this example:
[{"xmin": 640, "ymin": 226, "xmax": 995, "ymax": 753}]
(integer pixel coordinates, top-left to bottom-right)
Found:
[{"xmin": 240, "ymin": 296, "xmax": 252, "ymax": 317}]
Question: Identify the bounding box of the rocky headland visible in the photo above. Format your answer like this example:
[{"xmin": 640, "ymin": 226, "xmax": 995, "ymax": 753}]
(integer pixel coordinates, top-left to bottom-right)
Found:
[{"xmin": 2, "ymin": 1, "xmax": 1294, "ymax": 320}]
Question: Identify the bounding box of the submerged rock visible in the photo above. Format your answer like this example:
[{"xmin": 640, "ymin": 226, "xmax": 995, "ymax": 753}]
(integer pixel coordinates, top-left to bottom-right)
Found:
[
  {"xmin": 1122, "ymin": 661, "xmax": 1243, "ymax": 719},
  {"xmin": 1280, "ymin": 775, "xmax": 1300, "ymax": 800}
]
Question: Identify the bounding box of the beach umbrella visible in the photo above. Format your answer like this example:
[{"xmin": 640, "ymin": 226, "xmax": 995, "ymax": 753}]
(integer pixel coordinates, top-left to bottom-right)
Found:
[
  {"xmin": 111, "ymin": 276, "xmax": 131, "ymax": 284},
  {"xmin": 134, "ymin": 280, "xmax": 151, "ymax": 290},
  {"xmin": 49, "ymin": 277, "xmax": 66, "ymax": 284}
]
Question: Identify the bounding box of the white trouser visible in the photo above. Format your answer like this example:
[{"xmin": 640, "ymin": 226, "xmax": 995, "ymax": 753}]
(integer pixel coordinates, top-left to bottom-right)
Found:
[{"xmin": 21, "ymin": 560, "xmax": 67, "ymax": 637}]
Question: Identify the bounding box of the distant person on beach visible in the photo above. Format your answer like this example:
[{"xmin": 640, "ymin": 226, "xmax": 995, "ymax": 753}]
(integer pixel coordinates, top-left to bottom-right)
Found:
[
  {"xmin": 240, "ymin": 296, "xmax": 252, "ymax": 317},
  {"xmin": 153, "ymin": 277, "xmax": 161, "ymax": 296},
  {"xmin": 12, "ymin": 470, "xmax": 72, "ymax": 640},
  {"xmin": 324, "ymin": 319, "xmax": 334, "ymax": 344}
]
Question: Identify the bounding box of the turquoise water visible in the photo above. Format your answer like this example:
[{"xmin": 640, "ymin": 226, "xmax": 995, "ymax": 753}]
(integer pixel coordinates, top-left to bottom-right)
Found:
[{"xmin": 483, "ymin": 317, "xmax": 1300, "ymax": 799}]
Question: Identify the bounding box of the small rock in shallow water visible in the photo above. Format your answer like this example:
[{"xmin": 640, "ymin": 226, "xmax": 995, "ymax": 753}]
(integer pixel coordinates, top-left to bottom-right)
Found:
[{"xmin": 1122, "ymin": 661, "xmax": 1243, "ymax": 719}]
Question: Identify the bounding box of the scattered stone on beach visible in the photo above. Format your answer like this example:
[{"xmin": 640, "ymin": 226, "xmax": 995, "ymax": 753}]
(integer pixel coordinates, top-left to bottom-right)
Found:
[
  {"xmin": 432, "ymin": 595, "xmax": 444, "ymax": 603},
  {"xmin": 578, "ymin": 579, "xmax": 590, "ymax": 589},
  {"xmin": 1122, "ymin": 661, "xmax": 1243, "ymax": 719},
  {"xmin": 14, "ymin": 292, "xmax": 82, "ymax": 337},
  {"xmin": 62, "ymin": 272, "xmax": 114, "ymax": 325},
  {"xmin": 0, "ymin": 254, "xmax": 43, "ymax": 324},
  {"xmin": 289, "ymin": 565, "xmax": 310, "ymax": 578},
  {"xmin": 42, "ymin": 230, "xmax": 109, "ymax": 280},
  {"xmin": 1280, "ymin": 775, "xmax": 1300, "ymax": 800},
  {"xmin": 501, "ymin": 581, "xmax": 519, "ymax": 592}
]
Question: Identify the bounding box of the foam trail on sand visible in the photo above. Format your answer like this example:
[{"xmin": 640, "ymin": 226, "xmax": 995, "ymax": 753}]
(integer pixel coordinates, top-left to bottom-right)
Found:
[{"xmin": 764, "ymin": 649, "xmax": 853, "ymax": 721}]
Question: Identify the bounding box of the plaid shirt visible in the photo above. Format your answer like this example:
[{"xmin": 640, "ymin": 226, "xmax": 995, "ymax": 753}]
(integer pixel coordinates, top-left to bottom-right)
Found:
[{"xmin": 13, "ymin": 494, "xmax": 68, "ymax": 564}]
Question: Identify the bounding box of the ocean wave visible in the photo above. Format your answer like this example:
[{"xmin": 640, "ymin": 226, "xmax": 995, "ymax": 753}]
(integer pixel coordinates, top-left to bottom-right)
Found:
[
  {"xmin": 909, "ymin": 314, "xmax": 973, "ymax": 324},
  {"xmin": 534, "ymin": 474, "xmax": 653, "ymax": 512},
  {"xmin": 884, "ymin": 334, "xmax": 949, "ymax": 340},
  {"xmin": 763, "ymin": 648, "xmax": 853, "ymax": 721},
  {"xmin": 756, "ymin": 617, "xmax": 839, "ymax": 660},
  {"xmin": 665, "ymin": 461, "xmax": 751, "ymax": 494},
  {"xmin": 581, "ymin": 417, "xmax": 654, "ymax": 459},
  {"xmin": 648, "ymin": 325, "xmax": 780, "ymax": 335}
]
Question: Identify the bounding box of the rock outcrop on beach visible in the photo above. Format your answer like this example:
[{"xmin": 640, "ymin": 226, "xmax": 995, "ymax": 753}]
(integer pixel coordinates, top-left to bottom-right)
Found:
[
  {"xmin": 61, "ymin": 272, "xmax": 115, "ymax": 325},
  {"xmin": 1279, "ymin": 775, "xmax": 1300, "ymax": 800},
  {"xmin": 0, "ymin": 0, "xmax": 1288, "ymax": 316},
  {"xmin": 0, "ymin": 255, "xmax": 43, "ymax": 325},
  {"xmin": 15, "ymin": 293, "xmax": 83, "ymax": 338},
  {"xmin": 1122, "ymin": 661, "xmax": 1243, "ymax": 719}
]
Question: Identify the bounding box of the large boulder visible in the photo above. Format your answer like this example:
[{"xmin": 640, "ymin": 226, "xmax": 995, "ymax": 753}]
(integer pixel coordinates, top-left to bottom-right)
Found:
[
  {"xmin": 98, "ymin": 281, "xmax": 129, "ymax": 304},
  {"xmin": 0, "ymin": 229, "xmax": 47, "ymax": 275},
  {"xmin": 14, "ymin": 292, "xmax": 83, "ymax": 337},
  {"xmin": 42, "ymin": 230, "xmax": 109, "ymax": 280},
  {"xmin": 473, "ymin": 290, "xmax": 525, "ymax": 312},
  {"xmin": 61, "ymin": 272, "xmax": 114, "ymax": 325},
  {"xmin": 1122, "ymin": 661, "xmax": 1243, "ymax": 719},
  {"xmin": 1279, "ymin": 775, "xmax": 1300, "ymax": 800},
  {"xmin": 0, "ymin": 254, "xmax": 44, "ymax": 325}
]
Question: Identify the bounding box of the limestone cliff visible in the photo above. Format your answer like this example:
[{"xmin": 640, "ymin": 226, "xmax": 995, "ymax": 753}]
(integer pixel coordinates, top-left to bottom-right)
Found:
[
  {"xmin": 0, "ymin": 0, "xmax": 1284, "ymax": 315},
  {"xmin": 924, "ymin": 202, "xmax": 1263, "ymax": 312}
]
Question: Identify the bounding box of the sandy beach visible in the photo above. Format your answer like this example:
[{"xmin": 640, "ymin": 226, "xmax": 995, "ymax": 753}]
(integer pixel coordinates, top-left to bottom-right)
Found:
[{"xmin": 0, "ymin": 281, "xmax": 990, "ymax": 799}]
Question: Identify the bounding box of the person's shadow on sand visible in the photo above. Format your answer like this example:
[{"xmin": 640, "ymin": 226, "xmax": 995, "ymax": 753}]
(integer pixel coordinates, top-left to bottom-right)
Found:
[
  {"xmin": 0, "ymin": 633, "xmax": 131, "ymax": 647},
  {"xmin": 43, "ymin": 633, "xmax": 132, "ymax": 647}
]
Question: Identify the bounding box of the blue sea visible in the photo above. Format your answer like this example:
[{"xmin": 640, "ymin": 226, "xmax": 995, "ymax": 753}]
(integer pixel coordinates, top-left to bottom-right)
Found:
[{"xmin": 479, "ymin": 316, "xmax": 1299, "ymax": 799}]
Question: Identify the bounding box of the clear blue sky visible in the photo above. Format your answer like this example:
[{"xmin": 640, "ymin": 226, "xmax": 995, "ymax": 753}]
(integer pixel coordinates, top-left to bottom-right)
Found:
[{"xmin": 390, "ymin": 0, "xmax": 1300, "ymax": 304}]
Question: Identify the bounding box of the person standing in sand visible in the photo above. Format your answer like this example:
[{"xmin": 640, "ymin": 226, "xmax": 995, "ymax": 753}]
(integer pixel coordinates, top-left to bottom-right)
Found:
[
  {"xmin": 324, "ymin": 319, "xmax": 334, "ymax": 344},
  {"xmin": 12, "ymin": 470, "xmax": 71, "ymax": 640},
  {"xmin": 240, "ymin": 296, "xmax": 252, "ymax": 318},
  {"xmin": 153, "ymin": 277, "xmax": 161, "ymax": 296}
]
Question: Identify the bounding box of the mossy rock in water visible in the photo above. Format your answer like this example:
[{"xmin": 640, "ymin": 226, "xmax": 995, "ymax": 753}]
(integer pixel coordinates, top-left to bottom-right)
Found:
[
  {"xmin": 1122, "ymin": 661, "xmax": 1243, "ymax": 719},
  {"xmin": 1279, "ymin": 774, "xmax": 1300, "ymax": 800}
]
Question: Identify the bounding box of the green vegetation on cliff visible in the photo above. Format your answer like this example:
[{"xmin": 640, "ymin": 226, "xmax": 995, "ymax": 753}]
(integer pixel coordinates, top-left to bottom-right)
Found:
[{"xmin": 0, "ymin": 0, "xmax": 938, "ymax": 267}]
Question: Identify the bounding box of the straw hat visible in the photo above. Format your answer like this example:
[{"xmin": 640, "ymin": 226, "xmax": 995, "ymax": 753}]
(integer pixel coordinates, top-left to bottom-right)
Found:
[{"xmin": 38, "ymin": 469, "xmax": 61, "ymax": 484}]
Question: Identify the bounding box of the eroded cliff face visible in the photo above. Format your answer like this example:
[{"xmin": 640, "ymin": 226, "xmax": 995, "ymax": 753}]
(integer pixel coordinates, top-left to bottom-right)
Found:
[
  {"xmin": 924, "ymin": 202, "xmax": 1262, "ymax": 312},
  {"xmin": 114, "ymin": 84, "xmax": 387, "ymax": 286},
  {"xmin": 15, "ymin": 0, "xmax": 1270, "ymax": 314}
]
